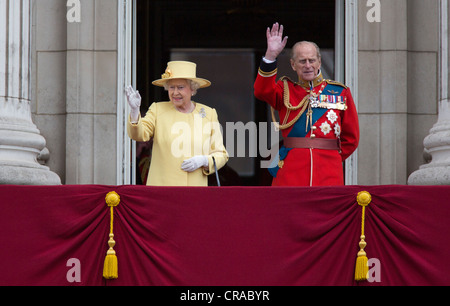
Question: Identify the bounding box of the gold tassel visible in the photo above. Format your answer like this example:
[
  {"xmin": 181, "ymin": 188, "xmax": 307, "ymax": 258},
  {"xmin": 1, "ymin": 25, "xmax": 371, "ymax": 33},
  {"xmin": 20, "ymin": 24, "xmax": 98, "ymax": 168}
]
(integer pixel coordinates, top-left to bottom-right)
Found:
[
  {"xmin": 355, "ymin": 236, "xmax": 369, "ymax": 281},
  {"xmin": 103, "ymin": 191, "xmax": 120, "ymax": 280},
  {"xmin": 355, "ymin": 191, "xmax": 372, "ymax": 282}
]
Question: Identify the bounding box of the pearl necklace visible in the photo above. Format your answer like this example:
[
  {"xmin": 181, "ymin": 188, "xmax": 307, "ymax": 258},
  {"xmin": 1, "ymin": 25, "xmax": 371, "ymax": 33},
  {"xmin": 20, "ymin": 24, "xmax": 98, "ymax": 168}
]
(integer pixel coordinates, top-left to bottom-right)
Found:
[{"xmin": 177, "ymin": 102, "xmax": 195, "ymax": 113}]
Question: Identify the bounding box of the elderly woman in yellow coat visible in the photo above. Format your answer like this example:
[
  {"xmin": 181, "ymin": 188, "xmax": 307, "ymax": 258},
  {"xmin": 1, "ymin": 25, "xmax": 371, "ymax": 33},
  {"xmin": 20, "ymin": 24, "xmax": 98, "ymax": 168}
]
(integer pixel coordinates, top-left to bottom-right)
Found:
[{"xmin": 126, "ymin": 61, "xmax": 229, "ymax": 186}]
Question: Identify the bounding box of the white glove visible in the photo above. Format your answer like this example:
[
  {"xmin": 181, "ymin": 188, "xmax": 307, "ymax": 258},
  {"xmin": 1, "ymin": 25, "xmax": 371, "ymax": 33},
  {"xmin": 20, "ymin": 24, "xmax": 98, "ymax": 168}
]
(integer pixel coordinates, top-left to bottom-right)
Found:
[
  {"xmin": 125, "ymin": 85, "xmax": 141, "ymax": 122},
  {"xmin": 181, "ymin": 156, "xmax": 209, "ymax": 173}
]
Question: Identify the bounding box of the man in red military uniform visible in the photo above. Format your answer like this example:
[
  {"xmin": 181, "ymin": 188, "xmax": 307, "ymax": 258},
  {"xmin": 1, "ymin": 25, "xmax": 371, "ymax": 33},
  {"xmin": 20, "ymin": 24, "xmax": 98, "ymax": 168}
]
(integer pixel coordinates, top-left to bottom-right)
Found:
[{"xmin": 254, "ymin": 23, "xmax": 359, "ymax": 186}]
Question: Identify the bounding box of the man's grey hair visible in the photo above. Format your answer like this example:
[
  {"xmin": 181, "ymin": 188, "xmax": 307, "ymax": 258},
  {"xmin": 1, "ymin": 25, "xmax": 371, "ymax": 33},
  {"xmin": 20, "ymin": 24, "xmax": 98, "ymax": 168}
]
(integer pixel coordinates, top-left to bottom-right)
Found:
[{"xmin": 291, "ymin": 41, "xmax": 322, "ymax": 61}]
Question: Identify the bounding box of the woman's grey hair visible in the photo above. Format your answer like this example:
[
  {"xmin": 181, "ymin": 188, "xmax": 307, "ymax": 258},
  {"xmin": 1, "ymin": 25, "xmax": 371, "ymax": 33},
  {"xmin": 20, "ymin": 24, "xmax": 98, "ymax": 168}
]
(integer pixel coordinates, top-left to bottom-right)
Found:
[
  {"xmin": 291, "ymin": 41, "xmax": 322, "ymax": 61},
  {"xmin": 163, "ymin": 79, "xmax": 201, "ymax": 96}
]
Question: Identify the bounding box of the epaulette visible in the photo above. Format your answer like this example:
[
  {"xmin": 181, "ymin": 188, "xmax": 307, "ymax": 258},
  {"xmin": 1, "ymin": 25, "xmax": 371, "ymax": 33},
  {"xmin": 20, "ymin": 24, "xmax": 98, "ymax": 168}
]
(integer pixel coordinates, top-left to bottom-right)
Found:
[
  {"xmin": 279, "ymin": 76, "xmax": 295, "ymax": 83},
  {"xmin": 325, "ymin": 79, "xmax": 348, "ymax": 89}
]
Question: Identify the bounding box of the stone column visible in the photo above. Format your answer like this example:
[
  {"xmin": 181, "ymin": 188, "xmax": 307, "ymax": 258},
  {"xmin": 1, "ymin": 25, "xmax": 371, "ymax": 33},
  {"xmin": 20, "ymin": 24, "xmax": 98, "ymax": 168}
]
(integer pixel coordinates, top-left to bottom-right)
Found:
[
  {"xmin": 408, "ymin": 0, "xmax": 450, "ymax": 185},
  {"xmin": 64, "ymin": 0, "xmax": 118, "ymax": 185},
  {"xmin": 358, "ymin": 0, "xmax": 409, "ymax": 185},
  {"xmin": 0, "ymin": 0, "xmax": 60, "ymax": 185}
]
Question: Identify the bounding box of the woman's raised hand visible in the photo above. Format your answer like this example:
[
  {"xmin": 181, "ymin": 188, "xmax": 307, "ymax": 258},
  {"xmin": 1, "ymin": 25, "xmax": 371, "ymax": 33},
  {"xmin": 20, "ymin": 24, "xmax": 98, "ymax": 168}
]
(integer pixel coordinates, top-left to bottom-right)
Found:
[{"xmin": 125, "ymin": 85, "xmax": 141, "ymax": 122}]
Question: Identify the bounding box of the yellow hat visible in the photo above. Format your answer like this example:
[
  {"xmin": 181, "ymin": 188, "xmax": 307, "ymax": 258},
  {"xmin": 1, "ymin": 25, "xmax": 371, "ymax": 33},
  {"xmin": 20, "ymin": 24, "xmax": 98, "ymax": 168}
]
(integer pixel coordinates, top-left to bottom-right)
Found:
[{"xmin": 152, "ymin": 61, "xmax": 211, "ymax": 88}]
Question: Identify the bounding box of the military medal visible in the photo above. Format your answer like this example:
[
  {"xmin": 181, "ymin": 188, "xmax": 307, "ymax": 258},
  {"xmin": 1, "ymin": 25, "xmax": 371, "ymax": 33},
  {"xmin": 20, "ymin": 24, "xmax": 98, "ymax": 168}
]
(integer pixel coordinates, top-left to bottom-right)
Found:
[{"xmin": 307, "ymin": 83, "xmax": 327, "ymax": 131}]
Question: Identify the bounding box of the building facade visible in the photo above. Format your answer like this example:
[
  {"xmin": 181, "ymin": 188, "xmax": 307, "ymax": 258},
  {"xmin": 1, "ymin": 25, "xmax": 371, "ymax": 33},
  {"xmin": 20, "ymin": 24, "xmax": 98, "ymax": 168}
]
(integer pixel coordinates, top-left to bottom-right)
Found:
[{"xmin": 2, "ymin": 0, "xmax": 449, "ymax": 186}]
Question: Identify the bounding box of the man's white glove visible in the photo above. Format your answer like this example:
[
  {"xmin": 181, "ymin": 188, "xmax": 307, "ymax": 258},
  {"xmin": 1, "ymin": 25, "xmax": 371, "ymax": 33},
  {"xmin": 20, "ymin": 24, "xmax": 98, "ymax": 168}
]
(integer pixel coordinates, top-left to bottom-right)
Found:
[
  {"xmin": 181, "ymin": 156, "xmax": 209, "ymax": 173},
  {"xmin": 125, "ymin": 85, "xmax": 141, "ymax": 123}
]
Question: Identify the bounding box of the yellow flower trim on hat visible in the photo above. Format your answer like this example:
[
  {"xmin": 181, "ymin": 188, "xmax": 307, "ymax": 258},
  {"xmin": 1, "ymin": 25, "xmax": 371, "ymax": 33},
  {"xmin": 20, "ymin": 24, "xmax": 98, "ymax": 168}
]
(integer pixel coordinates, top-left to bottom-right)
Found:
[{"xmin": 162, "ymin": 68, "xmax": 172, "ymax": 79}]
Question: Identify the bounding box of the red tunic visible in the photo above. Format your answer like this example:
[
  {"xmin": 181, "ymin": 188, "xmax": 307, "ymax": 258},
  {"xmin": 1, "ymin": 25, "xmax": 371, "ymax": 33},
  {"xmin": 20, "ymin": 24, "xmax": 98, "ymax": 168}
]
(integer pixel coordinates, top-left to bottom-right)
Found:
[{"xmin": 254, "ymin": 60, "xmax": 359, "ymax": 186}]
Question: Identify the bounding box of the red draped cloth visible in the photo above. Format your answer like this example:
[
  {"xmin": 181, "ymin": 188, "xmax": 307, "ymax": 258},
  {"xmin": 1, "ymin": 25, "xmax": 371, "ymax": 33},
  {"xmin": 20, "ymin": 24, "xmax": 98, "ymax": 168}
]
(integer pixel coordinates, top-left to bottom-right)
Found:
[{"xmin": 0, "ymin": 185, "xmax": 449, "ymax": 286}]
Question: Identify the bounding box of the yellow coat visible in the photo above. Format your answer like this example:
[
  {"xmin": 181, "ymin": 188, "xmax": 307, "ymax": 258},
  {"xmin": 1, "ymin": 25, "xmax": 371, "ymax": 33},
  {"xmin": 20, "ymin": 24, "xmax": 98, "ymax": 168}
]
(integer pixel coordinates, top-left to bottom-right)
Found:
[{"xmin": 127, "ymin": 101, "xmax": 229, "ymax": 186}]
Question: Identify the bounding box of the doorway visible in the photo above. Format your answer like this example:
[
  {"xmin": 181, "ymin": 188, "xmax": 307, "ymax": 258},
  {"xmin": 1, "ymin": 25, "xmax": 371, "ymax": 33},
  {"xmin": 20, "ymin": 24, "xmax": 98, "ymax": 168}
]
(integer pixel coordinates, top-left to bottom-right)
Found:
[{"xmin": 134, "ymin": 0, "xmax": 336, "ymax": 186}]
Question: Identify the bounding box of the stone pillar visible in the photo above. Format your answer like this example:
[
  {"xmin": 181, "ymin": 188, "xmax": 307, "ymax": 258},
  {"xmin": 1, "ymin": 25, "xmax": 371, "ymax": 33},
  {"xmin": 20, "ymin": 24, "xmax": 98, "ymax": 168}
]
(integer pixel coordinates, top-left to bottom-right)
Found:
[
  {"xmin": 64, "ymin": 0, "xmax": 118, "ymax": 185},
  {"xmin": 408, "ymin": 0, "xmax": 450, "ymax": 185},
  {"xmin": 358, "ymin": 0, "xmax": 409, "ymax": 185},
  {"xmin": 0, "ymin": 0, "xmax": 60, "ymax": 185}
]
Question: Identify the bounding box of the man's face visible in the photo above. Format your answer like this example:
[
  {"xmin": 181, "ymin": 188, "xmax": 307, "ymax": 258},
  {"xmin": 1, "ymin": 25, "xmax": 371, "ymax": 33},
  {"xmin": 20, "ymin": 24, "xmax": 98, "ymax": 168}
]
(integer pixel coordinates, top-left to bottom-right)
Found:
[{"xmin": 290, "ymin": 43, "xmax": 321, "ymax": 82}]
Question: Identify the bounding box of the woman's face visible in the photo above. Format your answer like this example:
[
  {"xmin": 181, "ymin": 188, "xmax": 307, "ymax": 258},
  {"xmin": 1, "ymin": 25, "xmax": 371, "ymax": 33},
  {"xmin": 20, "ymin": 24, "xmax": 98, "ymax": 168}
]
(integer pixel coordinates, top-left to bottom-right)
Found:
[{"xmin": 167, "ymin": 79, "xmax": 193, "ymax": 110}]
